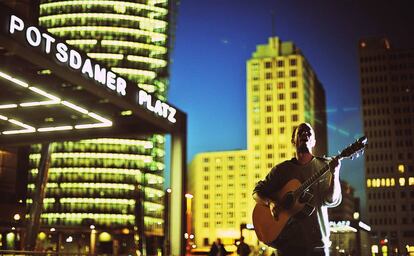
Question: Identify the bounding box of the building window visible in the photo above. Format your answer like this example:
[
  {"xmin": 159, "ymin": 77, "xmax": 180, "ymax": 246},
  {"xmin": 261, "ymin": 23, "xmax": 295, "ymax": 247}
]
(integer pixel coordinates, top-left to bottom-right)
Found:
[
  {"xmin": 290, "ymin": 70, "xmax": 297, "ymax": 77},
  {"xmin": 277, "ymin": 82, "xmax": 284, "ymax": 89},
  {"xmin": 266, "ymin": 83, "xmax": 272, "ymax": 90},
  {"xmin": 292, "ymin": 115, "xmax": 298, "ymax": 122},
  {"xmin": 277, "ymin": 71, "xmax": 284, "ymax": 78},
  {"xmin": 266, "ymin": 116, "xmax": 272, "ymax": 123},
  {"xmin": 278, "ymin": 104, "xmax": 285, "ymax": 111},
  {"xmin": 279, "ymin": 116, "xmax": 285, "ymax": 122},
  {"xmin": 290, "ymin": 58, "xmax": 297, "ymax": 66},
  {"xmin": 278, "ymin": 93, "xmax": 285, "ymax": 100},
  {"xmin": 291, "ymin": 81, "xmax": 297, "ymax": 88},
  {"xmin": 277, "ymin": 60, "xmax": 284, "ymax": 67},
  {"xmin": 265, "ymin": 72, "xmax": 272, "ymax": 79},
  {"xmin": 266, "ymin": 128, "xmax": 272, "ymax": 135},
  {"xmin": 291, "ymin": 92, "xmax": 298, "ymax": 99},
  {"xmin": 254, "ymin": 129, "xmax": 260, "ymax": 136},
  {"xmin": 266, "ymin": 106, "xmax": 272, "ymax": 112},
  {"xmin": 266, "ymin": 95, "xmax": 272, "ymax": 101},
  {"xmin": 291, "ymin": 103, "xmax": 298, "ymax": 110},
  {"xmin": 265, "ymin": 62, "xmax": 272, "ymax": 68}
]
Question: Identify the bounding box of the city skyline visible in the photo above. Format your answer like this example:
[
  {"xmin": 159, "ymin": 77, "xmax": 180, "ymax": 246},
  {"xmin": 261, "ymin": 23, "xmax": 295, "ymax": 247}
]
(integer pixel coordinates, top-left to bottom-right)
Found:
[{"xmin": 168, "ymin": 0, "xmax": 414, "ymax": 208}]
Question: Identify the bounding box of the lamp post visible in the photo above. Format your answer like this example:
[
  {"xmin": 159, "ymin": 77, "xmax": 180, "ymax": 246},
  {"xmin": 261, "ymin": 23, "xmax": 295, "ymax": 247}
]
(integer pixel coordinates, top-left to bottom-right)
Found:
[{"xmin": 185, "ymin": 193, "xmax": 193, "ymax": 255}]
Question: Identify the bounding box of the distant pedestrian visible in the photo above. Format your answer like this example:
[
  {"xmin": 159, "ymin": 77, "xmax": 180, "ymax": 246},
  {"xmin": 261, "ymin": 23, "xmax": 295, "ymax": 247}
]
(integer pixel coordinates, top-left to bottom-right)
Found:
[
  {"xmin": 237, "ymin": 236, "xmax": 251, "ymax": 256},
  {"xmin": 209, "ymin": 240, "xmax": 218, "ymax": 256},
  {"xmin": 216, "ymin": 238, "xmax": 227, "ymax": 256}
]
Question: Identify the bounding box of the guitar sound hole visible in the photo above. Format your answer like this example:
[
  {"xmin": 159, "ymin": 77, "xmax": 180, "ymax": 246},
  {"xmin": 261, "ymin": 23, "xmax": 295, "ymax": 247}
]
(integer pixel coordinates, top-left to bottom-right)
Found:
[{"xmin": 282, "ymin": 192, "xmax": 295, "ymax": 209}]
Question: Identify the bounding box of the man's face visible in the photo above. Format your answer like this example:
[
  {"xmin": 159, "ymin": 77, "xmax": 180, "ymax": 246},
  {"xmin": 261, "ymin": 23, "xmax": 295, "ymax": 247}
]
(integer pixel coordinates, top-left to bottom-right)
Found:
[{"xmin": 293, "ymin": 123, "xmax": 316, "ymax": 153}]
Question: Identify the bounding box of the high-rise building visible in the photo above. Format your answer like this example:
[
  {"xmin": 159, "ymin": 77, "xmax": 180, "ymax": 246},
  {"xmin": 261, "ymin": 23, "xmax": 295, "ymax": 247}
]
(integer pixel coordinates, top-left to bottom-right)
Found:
[
  {"xmin": 359, "ymin": 37, "xmax": 414, "ymax": 254},
  {"xmin": 188, "ymin": 37, "xmax": 328, "ymax": 251},
  {"xmin": 26, "ymin": 1, "xmax": 177, "ymax": 254}
]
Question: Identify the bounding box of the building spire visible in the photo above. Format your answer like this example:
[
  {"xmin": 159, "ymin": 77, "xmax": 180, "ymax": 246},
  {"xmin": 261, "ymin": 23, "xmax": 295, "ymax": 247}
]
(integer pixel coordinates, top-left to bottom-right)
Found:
[{"xmin": 271, "ymin": 9, "xmax": 276, "ymax": 38}]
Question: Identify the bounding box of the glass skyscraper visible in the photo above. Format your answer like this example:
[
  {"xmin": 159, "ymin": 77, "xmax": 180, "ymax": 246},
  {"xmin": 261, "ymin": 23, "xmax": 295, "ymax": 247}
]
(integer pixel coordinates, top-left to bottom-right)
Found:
[{"xmin": 26, "ymin": 1, "xmax": 176, "ymax": 254}]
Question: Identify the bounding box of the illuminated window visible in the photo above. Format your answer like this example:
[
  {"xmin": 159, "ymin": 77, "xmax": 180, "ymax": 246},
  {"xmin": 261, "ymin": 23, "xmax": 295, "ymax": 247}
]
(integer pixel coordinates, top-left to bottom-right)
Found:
[
  {"xmin": 399, "ymin": 177, "xmax": 406, "ymax": 186},
  {"xmin": 398, "ymin": 164, "xmax": 405, "ymax": 173},
  {"xmin": 367, "ymin": 179, "xmax": 372, "ymax": 188}
]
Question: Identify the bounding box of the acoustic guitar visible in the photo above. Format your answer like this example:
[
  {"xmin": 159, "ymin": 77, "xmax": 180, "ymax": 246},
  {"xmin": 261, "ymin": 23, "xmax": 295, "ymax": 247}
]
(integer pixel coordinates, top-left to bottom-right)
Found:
[{"xmin": 252, "ymin": 136, "xmax": 367, "ymax": 245}]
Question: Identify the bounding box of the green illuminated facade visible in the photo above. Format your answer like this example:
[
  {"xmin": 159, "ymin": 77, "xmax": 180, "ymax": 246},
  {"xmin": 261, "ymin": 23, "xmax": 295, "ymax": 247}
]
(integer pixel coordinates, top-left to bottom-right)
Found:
[{"xmin": 27, "ymin": 0, "xmax": 175, "ymax": 253}]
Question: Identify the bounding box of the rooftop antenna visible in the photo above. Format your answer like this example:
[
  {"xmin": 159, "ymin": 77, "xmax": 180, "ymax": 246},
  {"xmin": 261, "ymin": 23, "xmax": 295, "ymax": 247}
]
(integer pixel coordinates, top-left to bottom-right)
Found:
[{"xmin": 271, "ymin": 9, "xmax": 276, "ymax": 38}]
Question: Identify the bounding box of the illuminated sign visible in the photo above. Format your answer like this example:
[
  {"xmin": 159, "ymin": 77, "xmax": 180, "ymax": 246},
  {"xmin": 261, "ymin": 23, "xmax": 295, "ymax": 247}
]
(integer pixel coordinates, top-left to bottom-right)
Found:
[
  {"xmin": 9, "ymin": 15, "xmax": 127, "ymax": 96},
  {"xmin": 137, "ymin": 90, "xmax": 176, "ymax": 123},
  {"xmin": 6, "ymin": 14, "xmax": 178, "ymax": 124}
]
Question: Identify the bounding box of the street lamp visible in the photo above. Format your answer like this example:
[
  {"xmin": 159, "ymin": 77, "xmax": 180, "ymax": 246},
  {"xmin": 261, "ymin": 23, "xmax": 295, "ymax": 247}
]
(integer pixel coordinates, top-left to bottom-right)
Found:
[{"xmin": 185, "ymin": 193, "xmax": 193, "ymax": 255}]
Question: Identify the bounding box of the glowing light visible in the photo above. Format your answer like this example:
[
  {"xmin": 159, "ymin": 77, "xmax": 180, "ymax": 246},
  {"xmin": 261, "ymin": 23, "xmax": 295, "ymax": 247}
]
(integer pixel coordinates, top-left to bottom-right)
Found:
[
  {"xmin": 13, "ymin": 214, "xmax": 21, "ymax": 221},
  {"xmin": 61, "ymin": 101, "xmax": 88, "ymax": 114},
  {"xmin": 40, "ymin": 1, "xmax": 168, "ymax": 15},
  {"xmin": 398, "ymin": 164, "xmax": 405, "ymax": 173},
  {"xmin": 0, "ymin": 71, "xmax": 28, "ymax": 87},
  {"xmin": 101, "ymin": 40, "xmax": 167, "ymax": 53},
  {"xmin": 20, "ymin": 100, "xmax": 60, "ymax": 107},
  {"xmin": 28, "ymin": 87, "xmax": 61, "ymax": 101},
  {"xmin": 66, "ymin": 39, "xmax": 97, "ymax": 45},
  {"xmin": 127, "ymin": 55, "xmax": 167, "ymax": 67},
  {"xmin": 37, "ymin": 126, "xmax": 73, "ymax": 132},
  {"xmin": 40, "ymin": 13, "xmax": 167, "ymax": 29},
  {"xmin": 74, "ymin": 123, "xmax": 112, "ymax": 129},
  {"xmin": 111, "ymin": 68, "xmax": 156, "ymax": 79},
  {"xmin": 399, "ymin": 177, "xmax": 406, "ymax": 187},
  {"xmin": 48, "ymin": 26, "xmax": 166, "ymax": 42},
  {"xmin": 87, "ymin": 53, "xmax": 124, "ymax": 60},
  {"xmin": 358, "ymin": 221, "xmax": 371, "ymax": 231},
  {"xmin": 0, "ymin": 104, "xmax": 18, "ymax": 109},
  {"xmin": 87, "ymin": 112, "xmax": 112, "ymax": 124}
]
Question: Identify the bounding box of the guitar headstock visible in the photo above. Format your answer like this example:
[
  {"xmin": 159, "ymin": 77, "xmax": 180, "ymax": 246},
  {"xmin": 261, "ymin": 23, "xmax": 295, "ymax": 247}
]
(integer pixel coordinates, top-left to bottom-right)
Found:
[{"xmin": 339, "ymin": 136, "xmax": 368, "ymax": 160}]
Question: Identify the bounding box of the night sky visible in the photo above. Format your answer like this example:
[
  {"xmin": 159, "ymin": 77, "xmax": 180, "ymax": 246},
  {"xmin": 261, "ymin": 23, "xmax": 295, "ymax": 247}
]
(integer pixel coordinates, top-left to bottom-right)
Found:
[{"xmin": 167, "ymin": 0, "xmax": 414, "ymax": 214}]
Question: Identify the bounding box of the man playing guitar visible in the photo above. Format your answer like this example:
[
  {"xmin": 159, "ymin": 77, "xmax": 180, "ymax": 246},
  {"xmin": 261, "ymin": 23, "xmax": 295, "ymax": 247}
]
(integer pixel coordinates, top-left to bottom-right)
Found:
[{"xmin": 252, "ymin": 122, "xmax": 342, "ymax": 256}]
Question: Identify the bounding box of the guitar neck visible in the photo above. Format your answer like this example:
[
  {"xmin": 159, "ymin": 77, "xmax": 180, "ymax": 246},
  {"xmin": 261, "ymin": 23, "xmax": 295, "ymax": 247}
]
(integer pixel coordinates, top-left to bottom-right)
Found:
[{"xmin": 294, "ymin": 156, "xmax": 339, "ymax": 199}]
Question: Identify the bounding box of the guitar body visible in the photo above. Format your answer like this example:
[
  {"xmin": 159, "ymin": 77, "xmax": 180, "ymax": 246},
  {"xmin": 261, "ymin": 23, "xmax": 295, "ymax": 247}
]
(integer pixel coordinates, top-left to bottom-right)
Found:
[
  {"xmin": 252, "ymin": 179, "xmax": 307, "ymax": 244},
  {"xmin": 252, "ymin": 136, "xmax": 368, "ymax": 245}
]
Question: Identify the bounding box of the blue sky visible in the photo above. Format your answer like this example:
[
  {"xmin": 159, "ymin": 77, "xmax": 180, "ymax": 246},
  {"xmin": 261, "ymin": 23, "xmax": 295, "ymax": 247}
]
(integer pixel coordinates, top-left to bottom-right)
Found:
[{"xmin": 167, "ymin": 0, "xmax": 414, "ymax": 214}]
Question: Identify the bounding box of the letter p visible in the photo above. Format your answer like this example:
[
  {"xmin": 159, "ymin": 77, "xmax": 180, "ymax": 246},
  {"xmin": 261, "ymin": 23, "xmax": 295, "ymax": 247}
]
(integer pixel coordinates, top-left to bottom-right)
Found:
[{"xmin": 9, "ymin": 15, "xmax": 24, "ymax": 34}]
